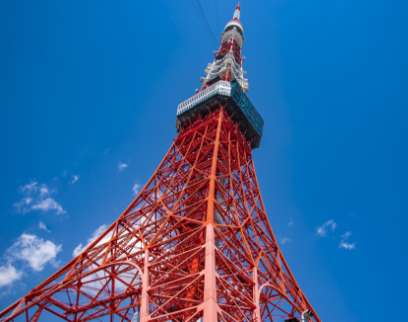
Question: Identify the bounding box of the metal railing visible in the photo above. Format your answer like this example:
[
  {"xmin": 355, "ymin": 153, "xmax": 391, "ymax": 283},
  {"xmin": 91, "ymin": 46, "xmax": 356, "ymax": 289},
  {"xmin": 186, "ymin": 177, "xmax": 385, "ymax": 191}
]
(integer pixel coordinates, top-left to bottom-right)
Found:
[{"xmin": 176, "ymin": 81, "xmax": 232, "ymax": 116}]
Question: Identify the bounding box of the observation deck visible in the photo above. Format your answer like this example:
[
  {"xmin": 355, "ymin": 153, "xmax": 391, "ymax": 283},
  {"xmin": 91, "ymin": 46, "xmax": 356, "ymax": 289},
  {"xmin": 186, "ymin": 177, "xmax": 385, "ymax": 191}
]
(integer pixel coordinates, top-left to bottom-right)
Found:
[{"xmin": 176, "ymin": 80, "xmax": 264, "ymax": 148}]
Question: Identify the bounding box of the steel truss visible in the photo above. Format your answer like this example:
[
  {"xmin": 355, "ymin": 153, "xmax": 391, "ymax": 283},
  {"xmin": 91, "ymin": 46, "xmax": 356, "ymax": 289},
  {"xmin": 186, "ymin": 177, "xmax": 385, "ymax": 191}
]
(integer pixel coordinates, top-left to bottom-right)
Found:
[{"xmin": 0, "ymin": 108, "xmax": 320, "ymax": 322}]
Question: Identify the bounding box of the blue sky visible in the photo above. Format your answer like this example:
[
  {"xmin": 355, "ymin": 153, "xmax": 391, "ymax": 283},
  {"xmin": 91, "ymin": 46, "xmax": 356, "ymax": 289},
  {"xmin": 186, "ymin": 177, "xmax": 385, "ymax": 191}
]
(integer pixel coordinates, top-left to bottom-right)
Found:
[{"xmin": 0, "ymin": 0, "xmax": 407, "ymax": 321}]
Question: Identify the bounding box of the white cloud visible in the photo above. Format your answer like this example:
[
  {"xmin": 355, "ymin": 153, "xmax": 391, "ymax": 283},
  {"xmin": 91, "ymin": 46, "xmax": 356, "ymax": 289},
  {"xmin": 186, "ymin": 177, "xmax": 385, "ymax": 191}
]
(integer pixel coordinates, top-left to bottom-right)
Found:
[
  {"xmin": 21, "ymin": 181, "xmax": 38, "ymax": 192},
  {"xmin": 8, "ymin": 234, "xmax": 62, "ymax": 271},
  {"xmin": 118, "ymin": 162, "xmax": 128, "ymax": 172},
  {"xmin": 132, "ymin": 183, "xmax": 141, "ymax": 196},
  {"xmin": 0, "ymin": 233, "xmax": 62, "ymax": 289},
  {"xmin": 39, "ymin": 186, "xmax": 49, "ymax": 197},
  {"xmin": 14, "ymin": 181, "xmax": 65, "ymax": 215},
  {"xmin": 38, "ymin": 221, "xmax": 50, "ymax": 232},
  {"xmin": 339, "ymin": 231, "xmax": 356, "ymax": 251},
  {"xmin": 0, "ymin": 264, "xmax": 23, "ymax": 288},
  {"xmin": 70, "ymin": 175, "xmax": 80, "ymax": 184},
  {"xmin": 339, "ymin": 241, "xmax": 356, "ymax": 250},
  {"xmin": 31, "ymin": 198, "xmax": 65, "ymax": 214},
  {"xmin": 288, "ymin": 219, "xmax": 294, "ymax": 227},
  {"xmin": 73, "ymin": 224, "xmax": 109, "ymax": 257},
  {"xmin": 316, "ymin": 219, "xmax": 337, "ymax": 237}
]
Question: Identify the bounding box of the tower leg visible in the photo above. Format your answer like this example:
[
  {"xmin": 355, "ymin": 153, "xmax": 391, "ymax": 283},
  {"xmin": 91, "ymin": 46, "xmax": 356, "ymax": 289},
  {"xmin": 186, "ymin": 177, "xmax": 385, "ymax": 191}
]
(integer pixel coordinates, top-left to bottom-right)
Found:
[
  {"xmin": 203, "ymin": 224, "xmax": 217, "ymax": 321},
  {"xmin": 253, "ymin": 265, "xmax": 261, "ymax": 322},
  {"xmin": 140, "ymin": 249, "xmax": 149, "ymax": 322},
  {"xmin": 203, "ymin": 109, "xmax": 223, "ymax": 322}
]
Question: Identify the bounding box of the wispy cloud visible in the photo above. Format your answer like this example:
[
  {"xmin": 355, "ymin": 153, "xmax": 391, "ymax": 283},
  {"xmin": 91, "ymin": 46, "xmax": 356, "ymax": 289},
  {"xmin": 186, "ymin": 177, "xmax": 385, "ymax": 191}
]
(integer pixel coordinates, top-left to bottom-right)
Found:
[
  {"xmin": 73, "ymin": 224, "xmax": 109, "ymax": 257},
  {"xmin": 339, "ymin": 231, "xmax": 356, "ymax": 251},
  {"xmin": 132, "ymin": 183, "xmax": 141, "ymax": 196},
  {"xmin": 38, "ymin": 221, "xmax": 50, "ymax": 232},
  {"xmin": 14, "ymin": 181, "xmax": 65, "ymax": 215},
  {"xmin": 288, "ymin": 219, "xmax": 294, "ymax": 227},
  {"xmin": 117, "ymin": 162, "xmax": 128, "ymax": 172},
  {"xmin": 7, "ymin": 233, "xmax": 62, "ymax": 271},
  {"xmin": 31, "ymin": 198, "xmax": 64, "ymax": 214},
  {"xmin": 316, "ymin": 219, "xmax": 337, "ymax": 237},
  {"xmin": 70, "ymin": 175, "xmax": 80, "ymax": 184},
  {"xmin": 339, "ymin": 241, "xmax": 356, "ymax": 250},
  {"xmin": 0, "ymin": 264, "xmax": 23, "ymax": 288}
]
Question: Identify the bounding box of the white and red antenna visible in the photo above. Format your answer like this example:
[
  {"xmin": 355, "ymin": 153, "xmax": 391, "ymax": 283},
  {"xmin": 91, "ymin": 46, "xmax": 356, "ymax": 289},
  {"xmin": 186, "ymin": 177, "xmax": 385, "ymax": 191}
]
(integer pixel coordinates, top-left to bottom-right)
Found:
[{"xmin": 233, "ymin": 2, "xmax": 241, "ymax": 20}]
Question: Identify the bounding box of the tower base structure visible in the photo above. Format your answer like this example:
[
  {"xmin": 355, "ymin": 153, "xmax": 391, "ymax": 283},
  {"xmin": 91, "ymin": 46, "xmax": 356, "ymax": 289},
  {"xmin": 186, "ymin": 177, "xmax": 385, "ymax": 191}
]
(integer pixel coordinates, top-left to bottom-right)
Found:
[{"xmin": 0, "ymin": 108, "xmax": 319, "ymax": 322}]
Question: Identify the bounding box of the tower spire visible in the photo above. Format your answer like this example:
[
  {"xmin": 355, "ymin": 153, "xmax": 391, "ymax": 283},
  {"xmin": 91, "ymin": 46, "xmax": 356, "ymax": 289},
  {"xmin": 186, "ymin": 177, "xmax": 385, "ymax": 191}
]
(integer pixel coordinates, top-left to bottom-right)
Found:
[{"xmin": 201, "ymin": 4, "xmax": 248, "ymax": 91}]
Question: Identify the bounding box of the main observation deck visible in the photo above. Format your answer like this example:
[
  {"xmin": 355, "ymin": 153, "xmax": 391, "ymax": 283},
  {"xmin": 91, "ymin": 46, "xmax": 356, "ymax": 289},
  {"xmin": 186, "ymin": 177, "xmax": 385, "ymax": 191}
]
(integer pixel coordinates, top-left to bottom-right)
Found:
[{"xmin": 176, "ymin": 80, "xmax": 264, "ymax": 148}]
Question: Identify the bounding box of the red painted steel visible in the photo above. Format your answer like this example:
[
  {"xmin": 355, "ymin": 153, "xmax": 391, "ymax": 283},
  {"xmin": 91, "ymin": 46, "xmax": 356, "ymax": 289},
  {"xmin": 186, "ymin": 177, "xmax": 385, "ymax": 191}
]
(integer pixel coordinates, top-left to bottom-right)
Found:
[{"xmin": 0, "ymin": 108, "xmax": 320, "ymax": 321}]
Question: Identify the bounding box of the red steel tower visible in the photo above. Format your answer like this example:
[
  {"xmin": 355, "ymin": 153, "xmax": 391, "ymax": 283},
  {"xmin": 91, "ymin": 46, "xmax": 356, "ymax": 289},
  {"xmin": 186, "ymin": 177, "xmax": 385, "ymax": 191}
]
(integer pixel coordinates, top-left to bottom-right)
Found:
[{"xmin": 0, "ymin": 5, "xmax": 321, "ymax": 322}]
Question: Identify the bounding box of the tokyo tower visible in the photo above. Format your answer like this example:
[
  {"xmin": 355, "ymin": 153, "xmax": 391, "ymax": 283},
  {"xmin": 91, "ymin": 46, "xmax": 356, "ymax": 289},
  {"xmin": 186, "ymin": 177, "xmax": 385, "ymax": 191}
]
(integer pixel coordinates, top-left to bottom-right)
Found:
[{"xmin": 0, "ymin": 4, "xmax": 321, "ymax": 322}]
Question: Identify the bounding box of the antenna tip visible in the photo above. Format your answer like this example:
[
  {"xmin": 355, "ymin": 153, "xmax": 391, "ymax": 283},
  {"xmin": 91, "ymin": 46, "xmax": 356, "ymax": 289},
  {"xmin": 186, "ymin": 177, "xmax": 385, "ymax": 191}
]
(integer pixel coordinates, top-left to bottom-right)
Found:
[{"xmin": 233, "ymin": 2, "xmax": 241, "ymax": 20}]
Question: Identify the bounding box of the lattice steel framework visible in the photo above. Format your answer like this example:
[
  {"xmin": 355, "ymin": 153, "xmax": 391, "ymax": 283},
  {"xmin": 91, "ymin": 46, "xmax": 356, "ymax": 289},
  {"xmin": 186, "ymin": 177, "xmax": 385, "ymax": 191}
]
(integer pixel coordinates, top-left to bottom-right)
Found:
[
  {"xmin": 0, "ymin": 4, "xmax": 321, "ymax": 322},
  {"xmin": 0, "ymin": 110, "xmax": 320, "ymax": 322}
]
